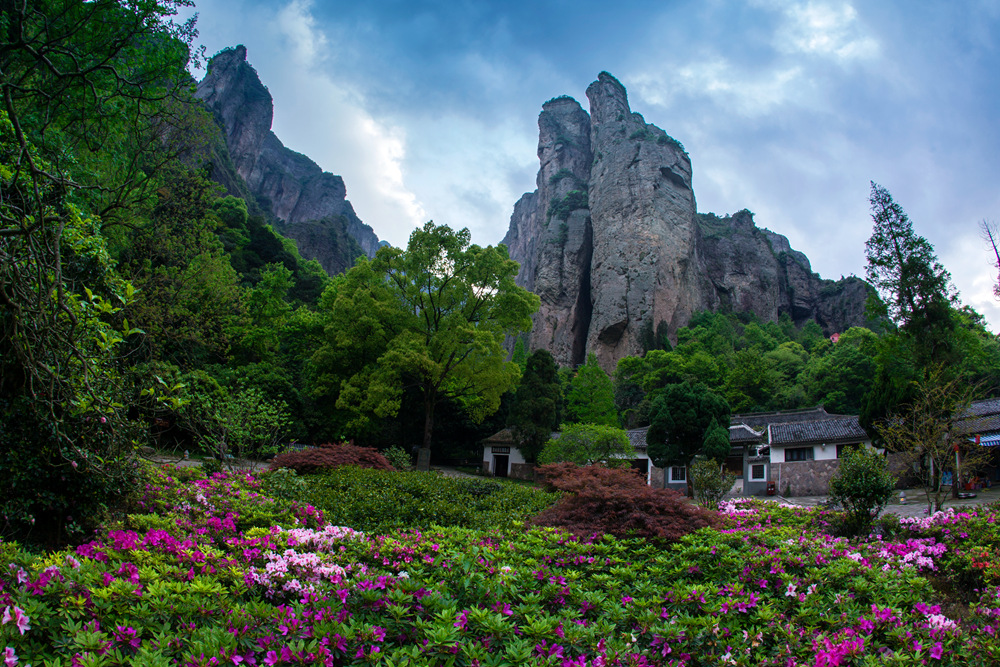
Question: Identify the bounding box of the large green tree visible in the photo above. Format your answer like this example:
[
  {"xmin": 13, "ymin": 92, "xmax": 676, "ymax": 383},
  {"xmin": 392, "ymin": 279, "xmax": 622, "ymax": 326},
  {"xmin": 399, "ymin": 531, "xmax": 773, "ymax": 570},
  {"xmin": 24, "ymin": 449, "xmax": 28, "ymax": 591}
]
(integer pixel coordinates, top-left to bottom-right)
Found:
[
  {"xmin": 862, "ymin": 183, "xmax": 959, "ymax": 432},
  {"xmin": 646, "ymin": 382, "xmax": 731, "ymax": 471},
  {"xmin": 508, "ymin": 349, "xmax": 563, "ymax": 463},
  {"xmin": 538, "ymin": 423, "xmax": 633, "ymax": 467},
  {"xmin": 0, "ymin": 0, "xmax": 200, "ymax": 543},
  {"xmin": 565, "ymin": 353, "xmax": 619, "ymax": 426},
  {"xmin": 865, "ymin": 182, "xmax": 954, "ymax": 349},
  {"xmin": 313, "ymin": 222, "xmax": 539, "ymax": 468}
]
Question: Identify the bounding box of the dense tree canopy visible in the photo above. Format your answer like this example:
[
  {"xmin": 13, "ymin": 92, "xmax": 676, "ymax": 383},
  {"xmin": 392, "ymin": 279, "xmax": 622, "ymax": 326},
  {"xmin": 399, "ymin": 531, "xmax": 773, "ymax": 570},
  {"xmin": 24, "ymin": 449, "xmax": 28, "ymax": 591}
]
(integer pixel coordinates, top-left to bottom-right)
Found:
[
  {"xmin": 565, "ymin": 353, "xmax": 620, "ymax": 426},
  {"xmin": 646, "ymin": 382, "xmax": 731, "ymax": 468},
  {"xmin": 508, "ymin": 349, "xmax": 563, "ymax": 463},
  {"xmin": 312, "ymin": 222, "xmax": 539, "ymax": 468}
]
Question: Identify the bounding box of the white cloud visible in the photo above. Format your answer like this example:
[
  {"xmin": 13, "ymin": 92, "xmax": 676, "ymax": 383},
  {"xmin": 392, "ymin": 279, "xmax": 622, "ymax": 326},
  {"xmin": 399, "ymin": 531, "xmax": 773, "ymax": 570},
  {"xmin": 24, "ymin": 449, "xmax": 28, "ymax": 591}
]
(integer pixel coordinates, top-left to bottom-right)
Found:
[
  {"xmin": 275, "ymin": 0, "xmax": 328, "ymax": 63},
  {"xmin": 774, "ymin": 2, "xmax": 879, "ymax": 61},
  {"xmin": 633, "ymin": 60, "xmax": 811, "ymax": 118}
]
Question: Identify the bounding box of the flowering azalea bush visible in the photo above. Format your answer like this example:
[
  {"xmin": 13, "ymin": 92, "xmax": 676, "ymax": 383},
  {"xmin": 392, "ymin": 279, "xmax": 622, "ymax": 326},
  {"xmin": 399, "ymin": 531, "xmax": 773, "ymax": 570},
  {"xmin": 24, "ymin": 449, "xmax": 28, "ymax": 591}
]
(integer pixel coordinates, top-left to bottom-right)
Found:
[{"xmin": 1, "ymin": 466, "xmax": 1000, "ymax": 665}]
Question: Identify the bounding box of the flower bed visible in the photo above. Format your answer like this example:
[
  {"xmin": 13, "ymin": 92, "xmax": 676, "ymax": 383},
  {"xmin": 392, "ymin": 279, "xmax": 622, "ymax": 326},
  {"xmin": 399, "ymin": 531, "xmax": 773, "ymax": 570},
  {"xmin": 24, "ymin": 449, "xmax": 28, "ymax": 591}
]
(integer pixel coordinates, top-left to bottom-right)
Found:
[{"xmin": 2, "ymin": 470, "xmax": 1000, "ymax": 665}]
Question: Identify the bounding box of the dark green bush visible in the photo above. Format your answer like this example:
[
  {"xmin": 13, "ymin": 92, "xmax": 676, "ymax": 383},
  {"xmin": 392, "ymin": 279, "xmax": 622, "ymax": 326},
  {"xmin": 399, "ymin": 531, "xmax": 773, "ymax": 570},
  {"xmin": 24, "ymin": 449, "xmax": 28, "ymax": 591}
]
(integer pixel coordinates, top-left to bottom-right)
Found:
[
  {"xmin": 829, "ymin": 447, "xmax": 896, "ymax": 535},
  {"xmin": 0, "ymin": 398, "xmax": 145, "ymax": 547},
  {"xmin": 302, "ymin": 467, "xmax": 556, "ymax": 532}
]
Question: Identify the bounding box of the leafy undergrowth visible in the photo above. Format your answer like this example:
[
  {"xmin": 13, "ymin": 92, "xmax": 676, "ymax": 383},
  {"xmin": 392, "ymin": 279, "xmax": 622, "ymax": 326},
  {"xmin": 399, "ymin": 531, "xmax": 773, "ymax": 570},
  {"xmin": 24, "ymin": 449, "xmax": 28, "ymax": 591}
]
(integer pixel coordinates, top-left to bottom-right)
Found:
[
  {"xmin": 1, "ymin": 466, "xmax": 1000, "ymax": 666},
  {"xmin": 301, "ymin": 466, "xmax": 557, "ymax": 533}
]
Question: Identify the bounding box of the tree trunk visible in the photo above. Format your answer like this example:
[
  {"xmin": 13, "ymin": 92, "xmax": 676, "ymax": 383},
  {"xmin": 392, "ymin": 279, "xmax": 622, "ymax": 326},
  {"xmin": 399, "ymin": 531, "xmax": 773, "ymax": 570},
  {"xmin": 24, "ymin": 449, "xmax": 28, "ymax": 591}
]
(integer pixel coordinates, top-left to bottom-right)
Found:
[{"xmin": 418, "ymin": 388, "xmax": 436, "ymax": 471}]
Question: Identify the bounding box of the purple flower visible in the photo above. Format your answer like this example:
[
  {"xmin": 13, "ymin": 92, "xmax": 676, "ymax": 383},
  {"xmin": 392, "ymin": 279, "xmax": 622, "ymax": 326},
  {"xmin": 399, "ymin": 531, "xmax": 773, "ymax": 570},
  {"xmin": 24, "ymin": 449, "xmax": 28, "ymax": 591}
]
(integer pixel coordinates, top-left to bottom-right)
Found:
[{"xmin": 929, "ymin": 642, "xmax": 944, "ymax": 659}]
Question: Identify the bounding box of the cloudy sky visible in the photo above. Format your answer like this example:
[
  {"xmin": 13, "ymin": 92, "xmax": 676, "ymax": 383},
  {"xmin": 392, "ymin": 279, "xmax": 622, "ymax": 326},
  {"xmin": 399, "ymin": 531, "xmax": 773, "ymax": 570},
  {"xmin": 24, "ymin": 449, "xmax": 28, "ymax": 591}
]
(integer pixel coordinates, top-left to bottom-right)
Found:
[{"xmin": 183, "ymin": 0, "xmax": 1000, "ymax": 328}]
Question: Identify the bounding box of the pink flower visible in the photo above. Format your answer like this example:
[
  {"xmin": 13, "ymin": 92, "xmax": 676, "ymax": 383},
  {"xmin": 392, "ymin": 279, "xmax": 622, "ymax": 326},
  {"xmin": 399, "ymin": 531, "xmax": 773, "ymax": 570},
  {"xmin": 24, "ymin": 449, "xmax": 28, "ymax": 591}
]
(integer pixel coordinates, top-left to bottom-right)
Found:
[
  {"xmin": 929, "ymin": 642, "xmax": 944, "ymax": 660},
  {"xmin": 0, "ymin": 607, "xmax": 29, "ymax": 635},
  {"xmin": 3, "ymin": 647, "xmax": 17, "ymax": 667}
]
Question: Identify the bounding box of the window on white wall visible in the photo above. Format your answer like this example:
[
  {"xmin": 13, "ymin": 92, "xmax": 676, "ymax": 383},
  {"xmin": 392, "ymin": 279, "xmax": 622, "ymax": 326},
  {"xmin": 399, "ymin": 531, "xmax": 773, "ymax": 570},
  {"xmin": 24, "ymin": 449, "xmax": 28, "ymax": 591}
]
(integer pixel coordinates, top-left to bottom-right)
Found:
[
  {"xmin": 750, "ymin": 463, "xmax": 766, "ymax": 481},
  {"xmin": 785, "ymin": 447, "xmax": 814, "ymax": 462},
  {"xmin": 669, "ymin": 466, "xmax": 686, "ymax": 482}
]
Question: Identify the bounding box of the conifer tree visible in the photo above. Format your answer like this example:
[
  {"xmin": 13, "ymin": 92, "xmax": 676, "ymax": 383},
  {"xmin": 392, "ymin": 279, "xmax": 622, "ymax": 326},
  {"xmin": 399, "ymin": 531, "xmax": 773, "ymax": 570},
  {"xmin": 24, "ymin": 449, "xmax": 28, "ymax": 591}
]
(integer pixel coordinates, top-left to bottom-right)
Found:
[{"xmin": 508, "ymin": 349, "xmax": 563, "ymax": 463}]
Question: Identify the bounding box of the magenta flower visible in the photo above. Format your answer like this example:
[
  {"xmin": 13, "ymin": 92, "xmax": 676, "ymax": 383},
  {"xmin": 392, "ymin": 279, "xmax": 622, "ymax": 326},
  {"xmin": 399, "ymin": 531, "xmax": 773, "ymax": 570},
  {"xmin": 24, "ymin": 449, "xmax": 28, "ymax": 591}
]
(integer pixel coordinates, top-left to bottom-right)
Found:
[
  {"xmin": 0, "ymin": 607, "xmax": 29, "ymax": 635},
  {"xmin": 3, "ymin": 647, "xmax": 17, "ymax": 667},
  {"xmin": 930, "ymin": 642, "xmax": 944, "ymax": 659}
]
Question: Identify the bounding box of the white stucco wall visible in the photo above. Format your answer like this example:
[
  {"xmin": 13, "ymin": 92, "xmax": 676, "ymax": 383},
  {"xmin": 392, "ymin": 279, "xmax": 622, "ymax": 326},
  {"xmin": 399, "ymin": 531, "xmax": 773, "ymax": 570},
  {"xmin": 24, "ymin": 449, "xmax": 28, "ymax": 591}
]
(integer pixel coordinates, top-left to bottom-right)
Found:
[{"xmin": 773, "ymin": 440, "xmax": 875, "ymax": 463}]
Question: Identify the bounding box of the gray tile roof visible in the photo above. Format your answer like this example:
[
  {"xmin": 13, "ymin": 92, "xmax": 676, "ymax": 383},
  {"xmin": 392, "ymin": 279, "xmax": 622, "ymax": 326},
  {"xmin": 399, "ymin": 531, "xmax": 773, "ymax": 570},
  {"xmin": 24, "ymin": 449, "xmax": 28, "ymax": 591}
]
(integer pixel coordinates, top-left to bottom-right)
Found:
[
  {"xmin": 957, "ymin": 398, "xmax": 1000, "ymax": 435},
  {"xmin": 627, "ymin": 427, "xmax": 649, "ymax": 451},
  {"xmin": 731, "ymin": 406, "xmax": 833, "ymax": 429},
  {"xmin": 730, "ymin": 424, "xmax": 765, "ymax": 443},
  {"xmin": 768, "ymin": 416, "xmax": 868, "ymax": 446}
]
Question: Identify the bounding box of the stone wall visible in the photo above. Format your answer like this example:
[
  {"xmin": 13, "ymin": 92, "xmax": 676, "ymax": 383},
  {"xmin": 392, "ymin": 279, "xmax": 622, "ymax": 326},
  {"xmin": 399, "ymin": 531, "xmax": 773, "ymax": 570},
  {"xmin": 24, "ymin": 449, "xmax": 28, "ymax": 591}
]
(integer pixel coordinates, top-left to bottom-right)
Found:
[
  {"xmin": 510, "ymin": 463, "xmax": 536, "ymax": 481},
  {"xmin": 771, "ymin": 459, "xmax": 841, "ymax": 496}
]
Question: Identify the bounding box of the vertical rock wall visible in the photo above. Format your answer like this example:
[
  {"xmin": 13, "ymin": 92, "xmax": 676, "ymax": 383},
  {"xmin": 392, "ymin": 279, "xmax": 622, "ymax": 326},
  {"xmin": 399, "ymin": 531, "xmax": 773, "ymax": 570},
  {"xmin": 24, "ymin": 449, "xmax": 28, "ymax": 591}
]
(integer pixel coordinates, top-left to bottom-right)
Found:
[
  {"xmin": 196, "ymin": 46, "xmax": 382, "ymax": 274},
  {"xmin": 504, "ymin": 73, "xmax": 871, "ymax": 372}
]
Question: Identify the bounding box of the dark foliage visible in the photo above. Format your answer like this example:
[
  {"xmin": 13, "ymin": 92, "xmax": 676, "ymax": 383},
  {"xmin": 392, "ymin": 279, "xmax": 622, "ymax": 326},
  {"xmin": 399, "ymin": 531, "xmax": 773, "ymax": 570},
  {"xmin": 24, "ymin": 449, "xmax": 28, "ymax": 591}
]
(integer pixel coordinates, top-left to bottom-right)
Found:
[
  {"xmin": 508, "ymin": 349, "xmax": 563, "ymax": 463},
  {"xmin": 269, "ymin": 442, "xmax": 394, "ymax": 475},
  {"xmin": 532, "ymin": 463, "xmax": 719, "ymax": 542},
  {"xmin": 647, "ymin": 382, "xmax": 730, "ymax": 467}
]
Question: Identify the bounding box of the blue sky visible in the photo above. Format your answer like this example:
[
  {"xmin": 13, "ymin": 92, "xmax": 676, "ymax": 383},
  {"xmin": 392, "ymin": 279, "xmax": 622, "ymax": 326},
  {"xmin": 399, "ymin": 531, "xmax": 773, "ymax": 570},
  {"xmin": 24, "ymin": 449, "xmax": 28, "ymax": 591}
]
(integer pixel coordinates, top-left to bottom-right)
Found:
[{"xmin": 182, "ymin": 0, "xmax": 1000, "ymax": 328}]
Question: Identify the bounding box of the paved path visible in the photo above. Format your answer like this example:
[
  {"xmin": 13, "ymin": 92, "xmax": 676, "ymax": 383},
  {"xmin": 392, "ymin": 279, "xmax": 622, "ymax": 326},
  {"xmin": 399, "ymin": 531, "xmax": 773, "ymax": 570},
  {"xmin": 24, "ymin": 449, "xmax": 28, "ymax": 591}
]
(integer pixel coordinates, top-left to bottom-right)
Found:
[{"xmin": 770, "ymin": 486, "xmax": 1000, "ymax": 519}]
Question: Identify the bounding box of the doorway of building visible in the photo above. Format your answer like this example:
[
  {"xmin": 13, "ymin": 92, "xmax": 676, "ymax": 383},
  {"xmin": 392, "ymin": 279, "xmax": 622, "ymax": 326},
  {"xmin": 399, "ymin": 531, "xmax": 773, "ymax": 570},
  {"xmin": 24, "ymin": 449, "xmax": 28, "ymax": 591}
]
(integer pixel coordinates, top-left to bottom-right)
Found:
[{"xmin": 493, "ymin": 455, "xmax": 509, "ymax": 478}]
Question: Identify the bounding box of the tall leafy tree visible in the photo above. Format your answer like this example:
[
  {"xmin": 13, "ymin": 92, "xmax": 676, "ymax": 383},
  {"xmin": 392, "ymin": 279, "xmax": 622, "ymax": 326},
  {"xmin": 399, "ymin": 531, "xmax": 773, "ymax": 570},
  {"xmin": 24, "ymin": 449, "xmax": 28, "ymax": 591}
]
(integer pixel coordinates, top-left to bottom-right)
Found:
[
  {"xmin": 314, "ymin": 222, "xmax": 539, "ymax": 468},
  {"xmin": 565, "ymin": 353, "xmax": 619, "ymax": 426},
  {"xmin": 508, "ymin": 349, "xmax": 563, "ymax": 463},
  {"xmin": 646, "ymin": 382, "xmax": 730, "ymax": 470},
  {"xmin": 865, "ymin": 182, "xmax": 954, "ymax": 344},
  {"xmin": 0, "ymin": 0, "xmax": 200, "ymax": 543},
  {"xmin": 863, "ymin": 183, "xmax": 958, "ymax": 432},
  {"xmin": 537, "ymin": 424, "xmax": 633, "ymax": 467}
]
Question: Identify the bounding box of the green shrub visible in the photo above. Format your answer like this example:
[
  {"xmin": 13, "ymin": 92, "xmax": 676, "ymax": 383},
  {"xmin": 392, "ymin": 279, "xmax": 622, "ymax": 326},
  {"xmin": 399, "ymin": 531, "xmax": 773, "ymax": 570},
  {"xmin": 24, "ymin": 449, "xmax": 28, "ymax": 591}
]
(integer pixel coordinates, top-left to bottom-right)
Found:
[
  {"xmin": 690, "ymin": 458, "xmax": 737, "ymax": 509},
  {"xmin": 382, "ymin": 445, "xmax": 413, "ymax": 470},
  {"xmin": 257, "ymin": 467, "xmax": 308, "ymax": 501},
  {"xmin": 302, "ymin": 467, "xmax": 556, "ymax": 532},
  {"xmin": 828, "ymin": 447, "xmax": 895, "ymax": 535}
]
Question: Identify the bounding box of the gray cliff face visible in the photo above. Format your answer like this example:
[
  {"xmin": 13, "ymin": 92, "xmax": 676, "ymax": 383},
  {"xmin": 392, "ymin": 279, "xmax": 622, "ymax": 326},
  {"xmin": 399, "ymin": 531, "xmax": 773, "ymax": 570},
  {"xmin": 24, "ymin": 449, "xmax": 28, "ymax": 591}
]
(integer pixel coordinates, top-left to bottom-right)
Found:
[
  {"xmin": 585, "ymin": 73, "xmax": 714, "ymax": 370},
  {"xmin": 503, "ymin": 97, "xmax": 594, "ymax": 366},
  {"xmin": 196, "ymin": 46, "xmax": 381, "ymax": 273},
  {"xmin": 504, "ymin": 74, "xmax": 870, "ymax": 371},
  {"xmin": 195, "ymin": 45, "xmax": 272, "ymax": 181}
]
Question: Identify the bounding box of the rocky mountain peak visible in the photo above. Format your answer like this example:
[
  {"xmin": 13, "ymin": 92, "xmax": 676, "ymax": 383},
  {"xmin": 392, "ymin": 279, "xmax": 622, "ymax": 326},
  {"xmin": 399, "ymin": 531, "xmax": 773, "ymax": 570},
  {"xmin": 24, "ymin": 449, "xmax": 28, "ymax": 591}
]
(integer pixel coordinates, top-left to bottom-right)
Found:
[
  {"xmin": 504, "ymin": 73, "xmax": 871, "ymax": 372},
  {"xmin": 196, "ymin": 46, "xmax": 382, "ymax": 274}
]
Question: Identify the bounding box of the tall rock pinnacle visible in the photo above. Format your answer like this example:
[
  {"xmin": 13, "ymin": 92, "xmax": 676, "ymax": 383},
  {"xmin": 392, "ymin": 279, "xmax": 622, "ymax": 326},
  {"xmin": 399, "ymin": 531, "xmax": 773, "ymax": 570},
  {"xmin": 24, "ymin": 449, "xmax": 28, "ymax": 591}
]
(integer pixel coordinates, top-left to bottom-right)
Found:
[
  {"xmin": 502, "ymin": 96, "xmax": 594, "ymax": 366},
  {"xmin": 196, "ymin": 46, "xmax": 381, "ymax": 274},
  {"xmin": 503, "ymin": 73, "xmax": 871, "ymax": 371},
  {"xmin": 585, "ymin": 72, "xmax": 713, "ymax": 369}
]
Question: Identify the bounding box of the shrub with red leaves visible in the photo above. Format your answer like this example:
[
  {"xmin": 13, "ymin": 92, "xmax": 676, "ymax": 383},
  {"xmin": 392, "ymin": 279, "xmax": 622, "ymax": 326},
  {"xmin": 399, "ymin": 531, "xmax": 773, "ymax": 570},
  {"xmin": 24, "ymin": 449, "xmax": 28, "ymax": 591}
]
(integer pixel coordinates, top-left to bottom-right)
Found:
[
  {"xmin": 532, "ymin": 463, "xmax": 719, "ymax": 542},
  {"xmin": 269, "ymin": 442, "xmax": 394, "ymax": 475}
]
